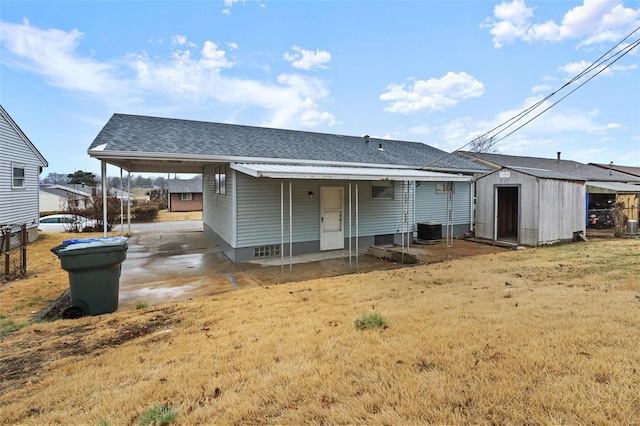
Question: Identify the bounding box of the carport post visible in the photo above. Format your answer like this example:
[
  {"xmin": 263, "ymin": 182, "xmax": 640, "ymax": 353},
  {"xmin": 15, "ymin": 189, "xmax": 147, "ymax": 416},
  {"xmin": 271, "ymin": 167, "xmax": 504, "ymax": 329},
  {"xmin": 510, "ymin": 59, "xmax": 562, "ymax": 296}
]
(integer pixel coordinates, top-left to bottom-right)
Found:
[
  {"xmin": 127, "ymin": 171, "xmax": 131, "ymax": 235},
  {"xmin": 119, "ymin": 168, "xmax": 124, "ymax": 236},
  {"xmin": 355, "ymin": 183, "xmax": 359, "ymax": 271},
  {"xmin": 281, "ymin": 181, "xmax": 284, "ymax": 278},
  {"xmin": 102, "ymin": 160, "xmax": 107, "ymax": 238},
  {"xmin": 289, "ymin": 180, "xmax": 292, "ymax": 280},
  {"xmin": 348, "ymin": 182, "xmax": 352, "ymax": 272}
]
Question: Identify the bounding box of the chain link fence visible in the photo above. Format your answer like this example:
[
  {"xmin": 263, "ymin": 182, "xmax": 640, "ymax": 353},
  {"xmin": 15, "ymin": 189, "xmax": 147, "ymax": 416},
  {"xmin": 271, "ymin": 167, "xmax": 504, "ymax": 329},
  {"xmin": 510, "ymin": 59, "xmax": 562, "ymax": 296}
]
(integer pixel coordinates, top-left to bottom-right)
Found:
[{"xmin": 1, "ymin": 224, "xmax": 27, "ymax": 282}]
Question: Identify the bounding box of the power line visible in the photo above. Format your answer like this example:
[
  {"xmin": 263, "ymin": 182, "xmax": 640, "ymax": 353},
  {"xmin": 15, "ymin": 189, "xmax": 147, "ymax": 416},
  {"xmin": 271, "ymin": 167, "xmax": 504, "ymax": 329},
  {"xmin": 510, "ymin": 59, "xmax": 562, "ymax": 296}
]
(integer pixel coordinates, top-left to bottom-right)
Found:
[{"xmin": 422, "ymin": 25, "xmax": 640, "ymax": 169}]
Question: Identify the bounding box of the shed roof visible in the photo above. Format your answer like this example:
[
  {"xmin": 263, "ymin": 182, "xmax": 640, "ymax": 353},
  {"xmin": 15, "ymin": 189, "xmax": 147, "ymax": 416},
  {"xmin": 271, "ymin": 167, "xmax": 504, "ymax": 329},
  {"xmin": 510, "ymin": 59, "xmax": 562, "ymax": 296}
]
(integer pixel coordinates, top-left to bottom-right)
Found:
[
  {"xmin": 460, "ymin": 152, "xmax": 640, "ymax": 183},
  {"xmin": 88, "ymin": 114, "xmax": 489, "ymax": 174}
]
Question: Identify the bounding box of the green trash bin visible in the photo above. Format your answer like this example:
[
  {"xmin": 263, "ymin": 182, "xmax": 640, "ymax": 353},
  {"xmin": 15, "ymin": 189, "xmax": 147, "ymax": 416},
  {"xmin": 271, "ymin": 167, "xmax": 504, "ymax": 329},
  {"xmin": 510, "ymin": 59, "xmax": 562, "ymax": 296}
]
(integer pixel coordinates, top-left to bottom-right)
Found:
[{"xmin": 52, "ymin": 237, "xmax": 128, "ymax": 316}]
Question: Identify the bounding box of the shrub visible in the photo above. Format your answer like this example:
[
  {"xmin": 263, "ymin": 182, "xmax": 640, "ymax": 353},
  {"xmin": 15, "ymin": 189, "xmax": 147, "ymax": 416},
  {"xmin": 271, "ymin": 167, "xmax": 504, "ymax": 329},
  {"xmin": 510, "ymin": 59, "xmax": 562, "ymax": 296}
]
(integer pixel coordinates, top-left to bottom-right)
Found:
[
  {"xmin": 131, "ymin": 204, "xmax": 159, "ymax": 222},
  {"xmin": 354, "ymin": 312, "xmax": 387, "ymax": 330}
]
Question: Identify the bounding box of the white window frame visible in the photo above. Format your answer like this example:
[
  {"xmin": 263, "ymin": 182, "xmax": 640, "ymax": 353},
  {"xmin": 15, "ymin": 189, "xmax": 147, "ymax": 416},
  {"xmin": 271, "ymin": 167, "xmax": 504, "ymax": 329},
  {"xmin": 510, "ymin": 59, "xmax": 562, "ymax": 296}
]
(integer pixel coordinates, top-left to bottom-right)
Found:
[
  {"xmin": 181, "ymin": 193, "xmax": 193, "ymax": 201},
  {"xmin": 12, "ymin": 163, "xmax": 26, "ymax": 189},
  {"xmin": 215, "ymin": 166, "xmax": 226, "ymax": 195},
  {"xmin": 371, "ymin": 181, "xmax": 394, "ymax": 200}
]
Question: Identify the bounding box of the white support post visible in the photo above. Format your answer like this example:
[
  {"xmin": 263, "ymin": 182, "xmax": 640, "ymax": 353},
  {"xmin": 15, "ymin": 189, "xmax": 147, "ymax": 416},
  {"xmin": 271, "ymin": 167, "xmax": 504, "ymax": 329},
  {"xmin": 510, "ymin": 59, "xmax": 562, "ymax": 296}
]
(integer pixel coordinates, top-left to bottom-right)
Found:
[
  {"xmin": 349, "ymin": 182, "xmax": 352, "ymax": 272},
  {"xmin": 127, "ymin": 172, "xmax": 131, "ymax": 235},
  {"xmin": 289, "ymin": 180, "xmax": 292, "ymax": 280},
  {"xmin": 119, "ymin": 168, "xmax": 124, "ymax": 236},
  {"xmin": 355, "ymin": 183, "xmax": 359, "ymax": 272},
  {"xmin": 101, "ymin": 161, "xmax": 107, "ymax": 238},
  {"xmin": 281, "ymin": 181, "xmax": 284, "ymax": 279}
]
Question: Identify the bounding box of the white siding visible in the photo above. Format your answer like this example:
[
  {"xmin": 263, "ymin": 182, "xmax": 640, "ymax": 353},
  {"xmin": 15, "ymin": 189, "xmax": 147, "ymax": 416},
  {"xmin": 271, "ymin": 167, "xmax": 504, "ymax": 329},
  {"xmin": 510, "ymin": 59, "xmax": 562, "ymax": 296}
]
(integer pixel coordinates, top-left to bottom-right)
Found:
[
  {"xmin": 203, "ymin": 164, "xmax": 234, "ymax": 246},
  {"xmin": 0, "ymin": 112, "xmax": 45, "ymax": 228},
  {"xmin": 235, "ymin": 176, "xmax": 417, "ymax": 248},
  {"xmin": 414, "ymin": 181, "xmax": 471, "ymax": 225}
]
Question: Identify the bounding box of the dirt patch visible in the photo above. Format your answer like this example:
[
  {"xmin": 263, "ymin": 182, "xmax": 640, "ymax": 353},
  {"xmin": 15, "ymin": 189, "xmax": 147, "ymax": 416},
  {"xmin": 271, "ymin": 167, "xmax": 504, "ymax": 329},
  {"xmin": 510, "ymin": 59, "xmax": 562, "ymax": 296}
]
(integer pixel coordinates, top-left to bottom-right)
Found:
[{"xmin": 0, "ymin": 306, "xmax": 180, "ymax": 394}]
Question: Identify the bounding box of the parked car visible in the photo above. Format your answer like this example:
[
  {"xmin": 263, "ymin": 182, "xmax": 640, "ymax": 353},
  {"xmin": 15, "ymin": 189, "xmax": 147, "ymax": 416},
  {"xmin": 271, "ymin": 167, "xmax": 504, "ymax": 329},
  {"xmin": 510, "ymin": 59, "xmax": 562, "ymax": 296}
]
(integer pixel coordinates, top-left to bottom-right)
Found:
[{"xmin": 38, "ymin": 214, "xmax": 98, "ymax": 233}]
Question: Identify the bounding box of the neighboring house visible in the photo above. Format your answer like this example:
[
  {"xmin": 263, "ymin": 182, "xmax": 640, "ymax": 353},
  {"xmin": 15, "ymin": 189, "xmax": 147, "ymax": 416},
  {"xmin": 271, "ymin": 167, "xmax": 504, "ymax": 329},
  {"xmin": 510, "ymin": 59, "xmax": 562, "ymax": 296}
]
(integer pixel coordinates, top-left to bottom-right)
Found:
[
  {"xmin": 88, "ymin": 114, "xmax": 488, "ymax": 262},
  {"xmin": 39, "ymin": 184, "xmax": 92, "ymax": 212},
  {"xmin": 475, "ymin": 167, "xmax": 586, "ymax": 246},
  {"xmin": 590, "ymin": 163, "xmax": 640, "ymax": 220},
  {"xmin": 460, "ymin": 151, "xmax": 640, "ymax": 225},
  {"xmin": 0, "ymin": 105, "xmax": 48, "ymax": 242},
  {"xmin": 167, "ymin": 177, "xmax": 203, "ymax": 212}
]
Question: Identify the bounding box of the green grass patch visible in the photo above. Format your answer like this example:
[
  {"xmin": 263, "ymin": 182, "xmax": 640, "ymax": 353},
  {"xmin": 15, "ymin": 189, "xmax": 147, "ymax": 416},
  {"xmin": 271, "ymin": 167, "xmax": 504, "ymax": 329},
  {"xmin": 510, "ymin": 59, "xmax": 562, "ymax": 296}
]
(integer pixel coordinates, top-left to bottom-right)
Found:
[
  {"xmin": 137, "ymin": 404, "xmax": 176, "ymax": 426},
  {"xmin": 135, "ymin": 302, "xmax": 149, "ymax": 310},
  {"xmin": 354, "ymin": 312, "xmax": 387, "ymax": 330},
  {"xmin": 0, "ymin": 314, "xmax": 29, "ymax": 335}
]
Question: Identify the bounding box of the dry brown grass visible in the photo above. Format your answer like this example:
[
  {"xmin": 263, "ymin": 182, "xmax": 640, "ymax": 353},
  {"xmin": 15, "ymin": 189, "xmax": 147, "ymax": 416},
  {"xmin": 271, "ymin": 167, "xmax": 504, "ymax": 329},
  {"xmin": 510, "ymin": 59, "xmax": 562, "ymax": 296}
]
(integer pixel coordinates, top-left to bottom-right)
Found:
[
  {"xmin": 1, "ymin": 237, "xmax": 639, "ymax": 424},
  {"xmin": 156, "ymin": 210, "xmax": 202, "ymax": 222}
]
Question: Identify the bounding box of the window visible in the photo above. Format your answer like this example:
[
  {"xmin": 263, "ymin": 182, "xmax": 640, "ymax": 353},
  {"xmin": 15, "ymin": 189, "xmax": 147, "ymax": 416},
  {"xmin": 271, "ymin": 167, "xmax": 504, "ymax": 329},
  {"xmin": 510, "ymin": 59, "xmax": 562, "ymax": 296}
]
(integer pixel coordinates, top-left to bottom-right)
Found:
[
  {"xmin": 254, "ymin": 245, "xmax": 281, "ymax": 258},
  {"xmin": 371, "ymin": 181, "xmax": 394, "ymax": 200},
  {"xmin": 181, "ymin": 193, "xmax": 193, "ymax": 201},
  {"xmin": 215, "ymin": 166, "xmax": 226, "ymax": 195},
  {"xmin": 436, "ymin": 181, "xmax": 455, "ymax": 194},
  {"xmin": 12, "ymin": 164, "xmax": 25, "ymax": 188}
]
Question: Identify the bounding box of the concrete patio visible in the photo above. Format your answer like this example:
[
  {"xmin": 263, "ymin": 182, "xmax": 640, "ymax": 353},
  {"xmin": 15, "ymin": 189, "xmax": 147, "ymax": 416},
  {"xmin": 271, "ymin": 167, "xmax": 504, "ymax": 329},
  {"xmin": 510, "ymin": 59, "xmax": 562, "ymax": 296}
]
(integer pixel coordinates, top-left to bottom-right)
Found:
[{"xmin": 117, "ymin": 229, "xmax": 509, "ymax": 311}]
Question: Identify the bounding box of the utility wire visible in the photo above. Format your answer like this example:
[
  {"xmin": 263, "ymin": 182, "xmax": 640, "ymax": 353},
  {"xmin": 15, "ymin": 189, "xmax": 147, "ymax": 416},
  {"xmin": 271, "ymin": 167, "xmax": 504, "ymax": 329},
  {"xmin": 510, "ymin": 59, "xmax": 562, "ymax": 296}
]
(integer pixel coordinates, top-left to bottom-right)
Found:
[{"xmin": 421, "ymin": 25, "xmax": 640, "ymax": 169}]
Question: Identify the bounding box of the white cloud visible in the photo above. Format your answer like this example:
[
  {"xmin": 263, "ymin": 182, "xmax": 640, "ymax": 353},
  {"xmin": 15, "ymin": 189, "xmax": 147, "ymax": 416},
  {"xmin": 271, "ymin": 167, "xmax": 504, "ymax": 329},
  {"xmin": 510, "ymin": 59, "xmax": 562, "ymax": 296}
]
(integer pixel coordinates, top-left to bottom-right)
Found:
[
  {"xmin": 0, "ymin": 19, "xmax": 121, "ymax": 95},
  {"xmin": 222, "ymin": 0, "xmax": 243, "ymax": 15},
  {"xmin": 558, "ymin": 59, "xmax": 637, "ymax": 78},
  {"xmin": 0, "ymin": 20, "xmax": 335, "ymax": 129},
  {"xmin": 531, "ymin": 84, "xmax": 552, "ymax": 93},
  {"xmin": 482, "ymin": 0, "xmax": 640, "ymax": 48},
  {"xmin": 283, "ymin": 46, "xmax": 331, "ymax": 71},
  {"xmin": 380, "ymin": 72, "xmax": 484, "ymax": 114}
]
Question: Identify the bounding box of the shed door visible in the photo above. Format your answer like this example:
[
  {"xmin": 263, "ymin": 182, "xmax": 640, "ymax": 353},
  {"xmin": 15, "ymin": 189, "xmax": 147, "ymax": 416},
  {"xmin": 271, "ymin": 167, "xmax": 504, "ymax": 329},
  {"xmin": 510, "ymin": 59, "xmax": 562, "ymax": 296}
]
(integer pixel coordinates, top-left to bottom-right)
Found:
[
  {"xmin": 496, "ymin": 186, "xmax": 519, "ymax": 242},
  {"xmin": 320, "ymin": 187, "xmax": 344, "ymax": 251}
]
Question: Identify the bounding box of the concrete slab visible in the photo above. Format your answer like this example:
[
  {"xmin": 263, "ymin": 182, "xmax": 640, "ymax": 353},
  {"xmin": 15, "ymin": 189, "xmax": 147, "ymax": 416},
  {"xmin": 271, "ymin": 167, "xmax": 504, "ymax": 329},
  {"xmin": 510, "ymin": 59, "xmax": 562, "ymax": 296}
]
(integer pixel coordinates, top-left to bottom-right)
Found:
[{"xmin": 117, "ymin": 230, "xmax": 510, "ymax": 311}]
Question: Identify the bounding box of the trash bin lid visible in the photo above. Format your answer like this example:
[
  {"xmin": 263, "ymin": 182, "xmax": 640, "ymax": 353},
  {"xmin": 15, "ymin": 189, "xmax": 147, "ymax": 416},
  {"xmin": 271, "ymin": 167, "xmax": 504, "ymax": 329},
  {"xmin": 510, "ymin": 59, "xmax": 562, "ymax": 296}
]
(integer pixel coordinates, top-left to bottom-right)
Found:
[{"xmin": 57, "ymin": 236, "xmax": 128, "ymax": 254}]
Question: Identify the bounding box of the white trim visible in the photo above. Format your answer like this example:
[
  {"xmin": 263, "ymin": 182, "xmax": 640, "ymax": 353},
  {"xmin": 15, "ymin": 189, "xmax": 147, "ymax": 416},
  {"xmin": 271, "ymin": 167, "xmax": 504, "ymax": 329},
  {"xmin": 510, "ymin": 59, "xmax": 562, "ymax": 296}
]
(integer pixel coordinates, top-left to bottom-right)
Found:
[{"xmin": 230, "ymin": 163, "xmax": 472, "ymax": 182}]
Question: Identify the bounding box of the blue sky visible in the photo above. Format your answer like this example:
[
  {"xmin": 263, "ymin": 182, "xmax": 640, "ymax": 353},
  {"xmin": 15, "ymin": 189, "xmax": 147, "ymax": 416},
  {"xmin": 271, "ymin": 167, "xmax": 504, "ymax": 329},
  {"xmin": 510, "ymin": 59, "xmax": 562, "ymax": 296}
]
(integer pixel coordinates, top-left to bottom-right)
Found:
[{"xmin": 1, "ymin": 0, "xmax": 639, "ymax": 177}]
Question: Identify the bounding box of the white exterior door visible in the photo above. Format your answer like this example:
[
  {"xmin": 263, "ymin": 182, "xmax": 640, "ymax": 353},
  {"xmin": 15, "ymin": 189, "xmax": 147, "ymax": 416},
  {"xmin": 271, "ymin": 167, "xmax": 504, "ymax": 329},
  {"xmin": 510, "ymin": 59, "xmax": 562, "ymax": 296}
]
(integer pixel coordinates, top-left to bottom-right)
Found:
[{"xmin": 320, "ymin": 186, "xmax": 344, "ymax": 250}]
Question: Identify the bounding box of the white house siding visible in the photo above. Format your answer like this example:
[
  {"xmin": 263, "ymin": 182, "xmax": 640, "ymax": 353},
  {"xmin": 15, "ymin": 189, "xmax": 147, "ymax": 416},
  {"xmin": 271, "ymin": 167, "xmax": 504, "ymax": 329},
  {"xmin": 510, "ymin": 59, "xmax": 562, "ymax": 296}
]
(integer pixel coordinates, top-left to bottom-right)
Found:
[
  {"xmin": 0, "ymin": 111, "xmax": 46, "ymax": 242},
  {"xmin": 202, "ymin": 164, "xmax": 235, "ymax": 254},
  {"xmin": 537, "ymin": 179, "xmax": 585, "ymax": 244},
  {"xmin": 414, "ymin": 181, "xmax": 471, "ymax": 230},
  {"xmin": 235, "ymin": 177, "xmax": 422, "ymax": 247},
  {"xmin": 39, "ymin": 192, "xmax": 63, "ymax": 212}
]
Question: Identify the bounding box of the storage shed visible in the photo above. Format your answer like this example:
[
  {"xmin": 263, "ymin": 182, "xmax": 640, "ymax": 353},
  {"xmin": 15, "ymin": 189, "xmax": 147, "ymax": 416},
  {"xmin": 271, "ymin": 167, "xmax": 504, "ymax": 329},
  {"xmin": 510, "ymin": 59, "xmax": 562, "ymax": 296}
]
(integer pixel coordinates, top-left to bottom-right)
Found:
[{"xmin": 475, "ymin": 167, "xmax": 586, "ymax": 246}]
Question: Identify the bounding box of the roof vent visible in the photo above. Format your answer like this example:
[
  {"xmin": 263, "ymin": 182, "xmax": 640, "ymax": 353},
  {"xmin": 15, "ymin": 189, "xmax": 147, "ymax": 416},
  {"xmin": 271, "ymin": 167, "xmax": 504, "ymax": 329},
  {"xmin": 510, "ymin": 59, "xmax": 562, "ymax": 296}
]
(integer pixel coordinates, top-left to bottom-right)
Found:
[
  {"xmin": 557, "ymin": 151, "xmax": 561, "ymax": 162},
  {"xmin": 378, "ymin": 143, "xmax": 384, "ymax": 152},
  {"xmin": 364, "ymin": 135, "xmax": 370, "ymax": 143}
]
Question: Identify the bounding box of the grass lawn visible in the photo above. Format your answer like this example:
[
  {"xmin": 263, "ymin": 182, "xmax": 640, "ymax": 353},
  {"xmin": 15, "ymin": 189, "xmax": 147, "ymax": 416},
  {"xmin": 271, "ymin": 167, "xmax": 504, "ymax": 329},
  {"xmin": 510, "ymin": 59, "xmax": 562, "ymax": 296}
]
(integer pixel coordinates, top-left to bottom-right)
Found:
[{"xmin": 0, "ymin": 236, "xmax": 639, "ymax": 424}]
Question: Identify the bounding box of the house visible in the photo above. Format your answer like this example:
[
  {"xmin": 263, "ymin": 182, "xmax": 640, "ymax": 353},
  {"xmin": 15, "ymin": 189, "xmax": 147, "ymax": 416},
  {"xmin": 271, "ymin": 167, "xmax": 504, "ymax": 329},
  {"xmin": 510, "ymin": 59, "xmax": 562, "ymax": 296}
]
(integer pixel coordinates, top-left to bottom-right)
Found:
[
  {"xmin": 40, "ymin": 184, "xmax": 93, "ymax": 213},
  {"xmin": 590, "ymin": 163, "xmax": 640, "ymax": 220},
  {"xmin": 167, "ymin": 177, "xmax": 203, "ymax": 212},
  {"xmin": 0, "ymin": 105, "xmax": 48, "ymax": 242},
  {"xmin": 475, "ymin": 167, "xmax": 586, "ymax": 246},
  {"xmin": 460, "ymin": 151, "xmax": 640, "ymax": 226},
  {"xmin": 88, "ymin": 114, "xmax": 488, "ymax": 262}
]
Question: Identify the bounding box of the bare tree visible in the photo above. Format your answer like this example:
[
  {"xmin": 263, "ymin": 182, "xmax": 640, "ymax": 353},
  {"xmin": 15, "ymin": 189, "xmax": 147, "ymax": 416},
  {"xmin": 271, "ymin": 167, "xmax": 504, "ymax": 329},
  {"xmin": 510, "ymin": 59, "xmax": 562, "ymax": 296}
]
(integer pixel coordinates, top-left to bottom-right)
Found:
[{"xmin": 468, "ymin": 134, "xmax": 497, "ymax": 153}]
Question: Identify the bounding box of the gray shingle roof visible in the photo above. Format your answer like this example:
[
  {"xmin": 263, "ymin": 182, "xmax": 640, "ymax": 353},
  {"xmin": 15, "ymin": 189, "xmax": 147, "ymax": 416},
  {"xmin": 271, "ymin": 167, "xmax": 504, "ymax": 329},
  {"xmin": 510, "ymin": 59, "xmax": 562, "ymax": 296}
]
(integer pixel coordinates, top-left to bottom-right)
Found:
[
  {"xmin": 460, "ymin": 152, "xmax": 640, "ymax": 182},
  {"xmin": 167, "ymin": 178, "xmax": 203, "ymax": 194},
  {"xmin": 89, "ymin": 114, "xmax": 488, "ymax": 172}
]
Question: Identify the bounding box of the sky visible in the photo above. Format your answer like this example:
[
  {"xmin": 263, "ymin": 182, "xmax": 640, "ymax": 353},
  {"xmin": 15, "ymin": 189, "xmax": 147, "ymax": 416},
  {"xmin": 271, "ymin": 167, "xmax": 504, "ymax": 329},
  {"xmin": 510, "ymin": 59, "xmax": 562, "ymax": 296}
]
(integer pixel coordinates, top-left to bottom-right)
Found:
[{"xmin": 1, "ymin": 0, "xmax": 639, "ymax": 178}]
